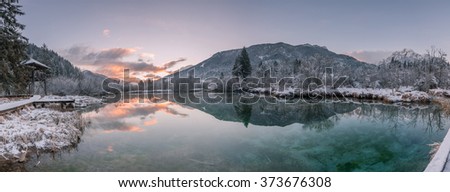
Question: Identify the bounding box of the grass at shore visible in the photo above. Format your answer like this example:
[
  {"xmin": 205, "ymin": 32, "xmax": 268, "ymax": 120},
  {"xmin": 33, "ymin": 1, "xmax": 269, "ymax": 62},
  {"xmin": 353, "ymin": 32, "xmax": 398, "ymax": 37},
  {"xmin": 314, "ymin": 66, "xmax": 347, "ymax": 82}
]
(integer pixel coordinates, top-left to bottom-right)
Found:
[
  {"xmin": 432, "ymin": 97, "xmax": 450, "ymax": 115},
  {"xmin": 0, "ymin": 106, "xmax": 85, "ymax": 162}
]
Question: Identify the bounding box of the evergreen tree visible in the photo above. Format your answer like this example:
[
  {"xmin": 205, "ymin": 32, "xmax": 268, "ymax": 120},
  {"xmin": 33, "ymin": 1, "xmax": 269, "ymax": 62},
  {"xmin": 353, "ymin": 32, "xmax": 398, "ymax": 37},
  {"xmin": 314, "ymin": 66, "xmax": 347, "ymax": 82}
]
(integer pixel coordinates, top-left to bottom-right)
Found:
[
  {"xmin": 0, "ymin": 1, "xmax": 29, "ymax": 94},
  {"xmin": 240, "ymin": 47, "xmax": 252, "ymax": 78},
  {"xmin": 232, "ymin": 47, "xmax": 252, "ymax": 78},
  {"xmin": 232, "ymin": 56, "xmax": 242, "ymax": 77},
  {"xmin": 293, "ymin": 59, "xmax": 301, "ymax": 74}
]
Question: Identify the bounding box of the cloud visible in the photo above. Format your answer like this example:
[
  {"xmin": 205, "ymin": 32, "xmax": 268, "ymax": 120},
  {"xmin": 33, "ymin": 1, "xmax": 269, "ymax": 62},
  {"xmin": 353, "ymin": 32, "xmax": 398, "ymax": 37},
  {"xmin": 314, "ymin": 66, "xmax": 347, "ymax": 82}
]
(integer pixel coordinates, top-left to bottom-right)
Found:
[
  {"xmin": 62, "ymin": 46, "xmax": 136, "ymax": 64},
  {"xmin": 144, "ymin": 119, "xmax": 158, "ymax": 126},
  {"xmin": 138, "ymin": 52, "xmax": 156, "ymax": 62},
  {"xmin": 103, "ymin": 29, "xmax": 111, "ymax": 37},
  {"xmin": 346, "ymin": 50, "xmax": 393, "ymax": 64},
  {"xmin": 94, "ymin": 62, "xmax": 158, "ymax": 78},
  {"xmin": 60, "ymin": 45, "xmax": 92, "ymax": 63},
  {"xmin": 143, "ymin": 73, "xmax": 162, "ymax": 79},
  {"xmin": 61, "ymin": 45, "xmax": 186, "ymax": 78},
  {"xmin": 129, "ymin": 62, "xmax": 161, "ymax": 71},
  {"xmin": 84, "ymin": 48, "xmax": 137, "ymax": 63},
  {"xmin": 94, "ymin": 57, "xmax": 186, "ymax": 78},
  {"xmin": 66, "ymin": 45, "xmax": 89, "ymax": 56},
  {"xmin": 162, "ymin": 58, "xmax": 186, "ymax": 69}
]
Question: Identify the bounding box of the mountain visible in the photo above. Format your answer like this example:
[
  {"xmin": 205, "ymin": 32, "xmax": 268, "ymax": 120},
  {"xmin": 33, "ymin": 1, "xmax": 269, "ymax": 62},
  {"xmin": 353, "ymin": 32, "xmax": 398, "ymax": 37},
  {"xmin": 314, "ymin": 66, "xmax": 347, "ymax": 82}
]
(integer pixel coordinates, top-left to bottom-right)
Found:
[
  {"xmin": 168, "ymin": 43, "xmax": 450, "ymax": 91},
  {"xmin": 172, "ymin": 42, "xmax": 377, "ymax": 88},
  {"xmin": 81, "ymin": 70, "xmax": 108, "ymax": 81}
]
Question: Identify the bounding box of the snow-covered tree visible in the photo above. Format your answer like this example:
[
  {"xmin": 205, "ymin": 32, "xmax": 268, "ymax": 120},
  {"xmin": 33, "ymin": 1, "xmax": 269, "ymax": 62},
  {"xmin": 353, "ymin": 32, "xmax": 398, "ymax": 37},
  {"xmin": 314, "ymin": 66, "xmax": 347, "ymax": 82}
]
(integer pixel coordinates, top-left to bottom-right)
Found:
[
  {"xmin": 232, "ymin": 47, "xmax": 252, "ymax": 78},
  {"xmin": 376, "ymin": 47, "xmax": 450, "ymax": 91},
  {"xmin": 0, "ymin": 1, "xmax": 29, "ymax": 94}
]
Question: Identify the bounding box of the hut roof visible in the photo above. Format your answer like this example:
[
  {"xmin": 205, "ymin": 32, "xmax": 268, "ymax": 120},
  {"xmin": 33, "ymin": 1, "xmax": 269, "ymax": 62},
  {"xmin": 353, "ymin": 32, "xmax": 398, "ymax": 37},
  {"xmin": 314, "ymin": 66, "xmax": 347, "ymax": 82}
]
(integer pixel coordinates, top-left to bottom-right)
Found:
[{"xmin": 22, "ymin": 58, "xmax": 50, "ymax": 70}]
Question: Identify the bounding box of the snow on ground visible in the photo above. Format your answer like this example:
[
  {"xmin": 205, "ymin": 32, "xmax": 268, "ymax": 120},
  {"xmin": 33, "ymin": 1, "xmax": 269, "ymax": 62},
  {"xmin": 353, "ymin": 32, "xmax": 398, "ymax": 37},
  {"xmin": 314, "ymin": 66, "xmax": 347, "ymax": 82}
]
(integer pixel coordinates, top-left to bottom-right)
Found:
[
  {"xmin": 0, "ymin": 98, "xmax": 10, "ymax": 105},
  {"xmin": 0, "ymin": 106, "xmax": 83, "ymax": 159},
  {"xmin": 249, "ymin": 87, "xmax": 431, "ymax": 103},
  {"xmin": 274, "ymin": 87, "xmax": 296, "ymax": 95},
  {"xmin": 430, "ymin": 89, "xmax": 450, "ymax": 98},
  {"xmin": 248, "ymin": 87, "xmax": 271, "ymax": 94},
  {"xmin": 41, "ymin": 95, "xmax": 102, "ymax": 108},
  {"xmin": 336, "ymin": 88, "xmax": 430, "ymax": 103},
  {"xmin": 0, "ymin": 95, "xmax": 101, "ymax": 160},
  {"xmin": 0, "ymin": 95, "xmax": 41, "ymax": 112}
]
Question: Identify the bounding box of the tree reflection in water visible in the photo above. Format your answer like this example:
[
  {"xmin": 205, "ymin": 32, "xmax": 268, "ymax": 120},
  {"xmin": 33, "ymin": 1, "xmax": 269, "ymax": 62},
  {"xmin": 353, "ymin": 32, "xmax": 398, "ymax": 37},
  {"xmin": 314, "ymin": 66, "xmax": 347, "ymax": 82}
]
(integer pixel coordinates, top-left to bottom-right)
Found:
[
  {"xmin": 233, "ymin": 102, "xmax": 253, "ymax": 128},
  {"xmin": 173, "ymin": 93, "xmax": 448, "ymax": 132}
]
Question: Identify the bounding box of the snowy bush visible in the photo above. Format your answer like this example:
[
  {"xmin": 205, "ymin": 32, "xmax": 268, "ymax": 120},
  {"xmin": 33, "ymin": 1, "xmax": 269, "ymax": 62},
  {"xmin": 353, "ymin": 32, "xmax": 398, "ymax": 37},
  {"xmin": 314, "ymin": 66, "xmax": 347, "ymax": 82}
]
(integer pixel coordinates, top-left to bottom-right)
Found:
[{"xmin": 0, "ymin": 107, "xmax": 85, "ymax": 159}]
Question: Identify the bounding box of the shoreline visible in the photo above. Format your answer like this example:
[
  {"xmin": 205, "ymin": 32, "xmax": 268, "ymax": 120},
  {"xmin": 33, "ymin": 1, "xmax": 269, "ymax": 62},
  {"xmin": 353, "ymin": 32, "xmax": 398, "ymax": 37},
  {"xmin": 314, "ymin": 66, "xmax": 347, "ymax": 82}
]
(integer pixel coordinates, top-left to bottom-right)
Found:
[
  {"xmin": 246, "ymin": 87, "xmax": 434, "ymax": 104},
  {"xmin": 129, "ymin": 86, "xmax": 441, "ymax": 104}
]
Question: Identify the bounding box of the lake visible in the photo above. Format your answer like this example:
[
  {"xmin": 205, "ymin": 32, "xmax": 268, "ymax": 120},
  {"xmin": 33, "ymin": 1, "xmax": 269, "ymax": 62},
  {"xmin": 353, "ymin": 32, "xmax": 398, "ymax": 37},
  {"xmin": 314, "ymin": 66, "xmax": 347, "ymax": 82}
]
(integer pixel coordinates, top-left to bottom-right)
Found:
[{"xmin": 13, "ymin": 94, "xmax": 450, "ymax": 171}]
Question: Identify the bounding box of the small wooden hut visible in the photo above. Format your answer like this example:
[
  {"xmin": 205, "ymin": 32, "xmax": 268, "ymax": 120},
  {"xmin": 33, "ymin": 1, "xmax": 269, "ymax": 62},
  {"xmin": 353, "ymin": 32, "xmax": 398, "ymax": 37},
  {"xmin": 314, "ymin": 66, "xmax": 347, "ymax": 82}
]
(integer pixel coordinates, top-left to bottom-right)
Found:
[{"xmin": 22, "ymin": 58, "xmax": 50, "ymax": 95}]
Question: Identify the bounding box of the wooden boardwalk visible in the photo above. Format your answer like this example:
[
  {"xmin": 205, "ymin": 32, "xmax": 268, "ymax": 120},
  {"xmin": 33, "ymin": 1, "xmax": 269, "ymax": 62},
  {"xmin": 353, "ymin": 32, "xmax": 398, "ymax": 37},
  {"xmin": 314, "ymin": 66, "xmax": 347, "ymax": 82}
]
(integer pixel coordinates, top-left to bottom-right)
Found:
[
  {"xmin": 425, "ymin": 128, "xmax": 450, "ymax": 172},
  {"xmin": 0, "ymin": 95, "xmax": 41, "ymax": 115},
  {"xmin": 445, "ymin": 152, "xmax": 450, "ymax": 171},
  {"xmin": 0, "ymin": 95, "xmax": 75, "ymax": 115},
  {"xmin": 33, "ymin": 98, "xmax": 75, "ymax": 109}
]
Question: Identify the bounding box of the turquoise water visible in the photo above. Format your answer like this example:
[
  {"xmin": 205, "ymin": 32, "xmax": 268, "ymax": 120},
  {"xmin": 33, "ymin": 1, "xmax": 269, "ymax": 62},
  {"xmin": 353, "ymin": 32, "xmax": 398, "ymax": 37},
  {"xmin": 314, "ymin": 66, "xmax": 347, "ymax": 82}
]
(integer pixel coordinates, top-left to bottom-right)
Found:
[{"xmin": 18, "ymin": 95, "xmax": 450, "ymax": 171}]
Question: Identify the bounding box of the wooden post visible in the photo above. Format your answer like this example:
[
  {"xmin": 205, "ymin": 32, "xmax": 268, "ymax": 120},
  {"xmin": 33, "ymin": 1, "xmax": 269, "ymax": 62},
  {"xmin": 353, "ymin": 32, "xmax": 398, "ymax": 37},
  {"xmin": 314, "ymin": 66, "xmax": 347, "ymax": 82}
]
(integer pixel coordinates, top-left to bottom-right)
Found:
[
  {"xmin": 31, "ymin": 69, "xmax": 35, "ymax": 95},
  {"xmin": 44, "ymin": 78, "xmax": 47, "ymax": 95}
]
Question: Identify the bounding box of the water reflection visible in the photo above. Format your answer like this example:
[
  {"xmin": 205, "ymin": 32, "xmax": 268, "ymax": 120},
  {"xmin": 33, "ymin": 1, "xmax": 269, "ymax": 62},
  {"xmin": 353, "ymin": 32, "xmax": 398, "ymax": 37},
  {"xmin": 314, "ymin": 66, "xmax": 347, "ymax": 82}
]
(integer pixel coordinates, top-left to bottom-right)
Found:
[
  {"xmin": 176, "ymin": 94, "xmax": 446, "ymax": 132},
  {"xmin": 9, "ymin": 94, "xmax": 450, "ymax": 172},
  {"xmin": 85, "ymin": 98, "xmax": 188, "ymax": 134},
  {"xmin": 233, "ymin": 102, "xmax": 253, "ymax": 128}
]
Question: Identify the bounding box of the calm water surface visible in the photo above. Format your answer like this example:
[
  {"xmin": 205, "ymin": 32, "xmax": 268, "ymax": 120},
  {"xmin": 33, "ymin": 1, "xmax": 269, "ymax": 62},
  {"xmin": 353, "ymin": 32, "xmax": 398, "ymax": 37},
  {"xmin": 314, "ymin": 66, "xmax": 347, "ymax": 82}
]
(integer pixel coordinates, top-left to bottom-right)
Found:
[{"xmin": 20, "ymin": 95, "xmax": 450, "ymax": 171}]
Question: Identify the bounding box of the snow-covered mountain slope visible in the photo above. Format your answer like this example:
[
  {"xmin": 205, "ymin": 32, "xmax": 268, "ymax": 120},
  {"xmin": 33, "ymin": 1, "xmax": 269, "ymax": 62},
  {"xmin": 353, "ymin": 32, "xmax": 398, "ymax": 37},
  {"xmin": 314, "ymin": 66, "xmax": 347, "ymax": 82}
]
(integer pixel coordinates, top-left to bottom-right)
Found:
[{"xmin": 170, "ymin": 42, "xmax": 377, "ymax": 86}]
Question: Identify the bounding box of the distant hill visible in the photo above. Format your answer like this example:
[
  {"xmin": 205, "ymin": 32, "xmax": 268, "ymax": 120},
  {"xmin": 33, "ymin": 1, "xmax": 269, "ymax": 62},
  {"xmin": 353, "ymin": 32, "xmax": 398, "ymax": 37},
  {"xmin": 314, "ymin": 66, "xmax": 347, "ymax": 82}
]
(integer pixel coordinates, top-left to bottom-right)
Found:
[
  {"xmin": 171, "ymin": 42, "xmax": 377, "ymax": 88},
  {"xmin": 81, "ymin": 70, "xmax": 108, "ymax": 81},
  {"xmin": 167, "ymin": 43, "xmax": 450, "ymax": 91}
]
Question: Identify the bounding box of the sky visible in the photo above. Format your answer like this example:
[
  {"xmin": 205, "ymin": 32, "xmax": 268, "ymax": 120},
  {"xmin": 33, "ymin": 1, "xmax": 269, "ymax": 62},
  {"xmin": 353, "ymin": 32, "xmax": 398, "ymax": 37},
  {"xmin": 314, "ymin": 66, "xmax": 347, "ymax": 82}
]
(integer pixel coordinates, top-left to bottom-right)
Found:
[{"xmin": 18, "ymin": 0, "xmax": 450, "ymax": 78}]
